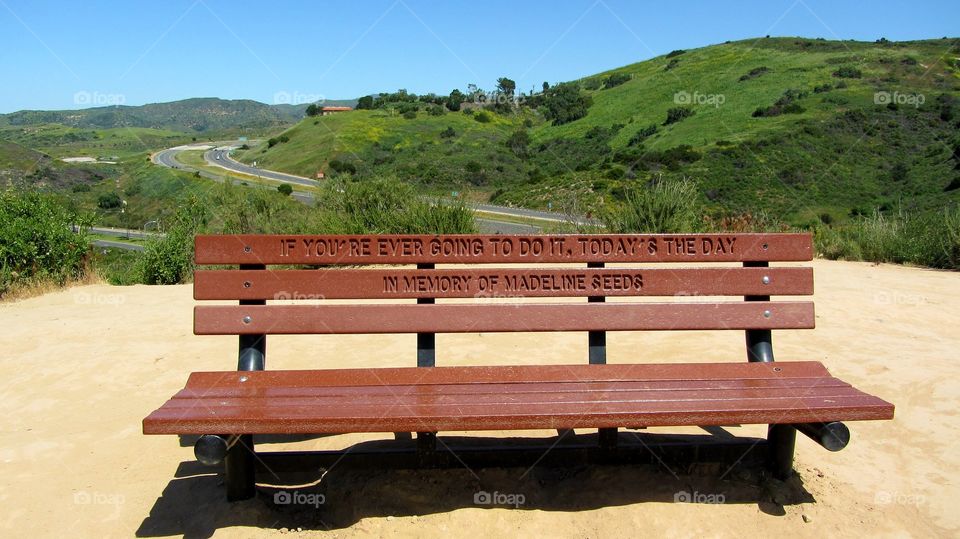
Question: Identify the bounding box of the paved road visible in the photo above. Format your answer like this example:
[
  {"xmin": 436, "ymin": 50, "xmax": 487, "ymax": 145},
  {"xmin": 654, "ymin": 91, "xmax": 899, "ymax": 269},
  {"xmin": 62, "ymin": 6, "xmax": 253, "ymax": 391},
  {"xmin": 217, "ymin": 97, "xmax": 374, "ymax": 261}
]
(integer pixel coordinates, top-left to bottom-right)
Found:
[
  {"xmin": 91, "ymin": 239, "xmax": 144, "ymax": 252},
  {"xmin": 89, "ymin": 226, "xmax": 159, "ymax": 240},
  {"xmin": 152, "ymin": 142, "xmax": 600, "ymax": 231},
  {"xmin": 205, "ymin": 148, "xmax": 320, "ymax": 188}
]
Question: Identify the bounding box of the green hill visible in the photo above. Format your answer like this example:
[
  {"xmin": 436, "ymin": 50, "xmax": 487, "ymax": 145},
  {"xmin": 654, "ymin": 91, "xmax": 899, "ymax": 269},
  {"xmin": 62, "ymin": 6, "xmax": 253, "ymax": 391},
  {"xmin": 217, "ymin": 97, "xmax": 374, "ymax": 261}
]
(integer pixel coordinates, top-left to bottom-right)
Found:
[
  {"xmin": 237, "ymin": 37, "xmax": 960, "ymax": 224},
  {"xmin": 0, "ymin": 97, "xmax": 354, "ymax": 134}
]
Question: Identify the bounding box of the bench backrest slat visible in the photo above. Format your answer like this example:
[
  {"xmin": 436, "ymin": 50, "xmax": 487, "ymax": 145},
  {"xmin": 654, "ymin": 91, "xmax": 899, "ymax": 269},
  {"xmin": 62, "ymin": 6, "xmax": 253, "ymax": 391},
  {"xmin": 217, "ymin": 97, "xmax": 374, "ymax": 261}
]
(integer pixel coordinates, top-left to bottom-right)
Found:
[
  {"xmin": 193, "ymin": 267, "xmax": 813, "ymax": 300},
  {"xmin": 194, "ymin": 233, "xmax": 812, "ymax": 265},
  {"xmin": 193, "ymin": 301, "xmax": 814, "ymax": 335}
]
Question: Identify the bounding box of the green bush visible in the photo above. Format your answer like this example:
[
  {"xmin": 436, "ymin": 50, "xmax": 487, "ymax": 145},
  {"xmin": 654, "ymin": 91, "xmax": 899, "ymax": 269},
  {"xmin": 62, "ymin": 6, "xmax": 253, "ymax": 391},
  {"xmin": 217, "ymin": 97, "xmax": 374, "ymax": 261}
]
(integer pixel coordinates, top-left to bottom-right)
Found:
[
  {"xmin": 603, "ymin": 73, "xmax": 630, "ymax": 89},
  {"xmin": 663, "ymin": 107, "xmax": 694, "ymax": 125},
  {"xmin": 832, "ymin": 66, "xmax": 862, "ymax": 78},
  {"xmin": 601, "ymin": 177, "xmax": 700, "ymax": 233},
  {"xmin": 539, "ymin": 82, "xmax": 593, "ymax": 125},
  {"xmin": 315, "ymin": 177, "xmax": 477, "ymax": 234},
  {"xmin": 277, "ymin": 183, "xmax": 293, "ymax": 196},
  {"xmin": 474, "ymin": 110, "xmax": 492, "ymax": 123},
  {"xmin": 136, "ymin": 196, "xmax": 209, "ymax": 285},
  {"xmin": 814, "ymin": 207, "xmax": 960, "ymax": 269},
  {"xmin": 97, "ymin": 192, "xmax": 122, "ymax": 209},
  {"xmin": 0, "ymin": 190, "xmax": 91, "ymax": 293}
]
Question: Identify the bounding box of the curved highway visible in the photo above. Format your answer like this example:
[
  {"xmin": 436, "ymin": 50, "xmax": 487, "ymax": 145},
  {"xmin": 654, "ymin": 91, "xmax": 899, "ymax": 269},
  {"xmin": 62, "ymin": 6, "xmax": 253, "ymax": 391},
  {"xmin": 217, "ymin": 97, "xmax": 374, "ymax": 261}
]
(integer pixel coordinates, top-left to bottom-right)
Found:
[{"xmin": 153, "ymin": 143, "xmax": 599, "ymax": 231}]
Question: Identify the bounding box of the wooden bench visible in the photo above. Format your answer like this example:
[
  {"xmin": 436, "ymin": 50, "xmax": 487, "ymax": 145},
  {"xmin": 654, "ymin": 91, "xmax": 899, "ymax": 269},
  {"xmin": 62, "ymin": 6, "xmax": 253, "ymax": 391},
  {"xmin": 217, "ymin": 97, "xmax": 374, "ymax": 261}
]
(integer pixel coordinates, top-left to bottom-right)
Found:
[{"xmin": 143, "ymin": 233, "xmax": 894, "ymax": 501}]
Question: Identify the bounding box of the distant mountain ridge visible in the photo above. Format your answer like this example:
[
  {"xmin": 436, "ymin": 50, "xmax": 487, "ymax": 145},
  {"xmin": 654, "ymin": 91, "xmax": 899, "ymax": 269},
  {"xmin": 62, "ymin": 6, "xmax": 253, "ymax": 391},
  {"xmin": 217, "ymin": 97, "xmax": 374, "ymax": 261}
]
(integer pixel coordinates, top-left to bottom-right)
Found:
[{"xmin": 0, "ymin": 97, "xmax": 357, "ymax": 133}]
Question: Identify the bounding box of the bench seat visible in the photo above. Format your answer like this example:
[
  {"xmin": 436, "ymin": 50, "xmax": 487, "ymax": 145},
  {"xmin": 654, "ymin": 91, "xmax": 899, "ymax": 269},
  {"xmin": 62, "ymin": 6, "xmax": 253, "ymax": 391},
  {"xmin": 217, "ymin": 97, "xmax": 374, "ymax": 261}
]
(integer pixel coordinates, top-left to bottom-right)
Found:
[{"xmin": 143, "ymin": 361, "xmax": 893, "ymax": 435}]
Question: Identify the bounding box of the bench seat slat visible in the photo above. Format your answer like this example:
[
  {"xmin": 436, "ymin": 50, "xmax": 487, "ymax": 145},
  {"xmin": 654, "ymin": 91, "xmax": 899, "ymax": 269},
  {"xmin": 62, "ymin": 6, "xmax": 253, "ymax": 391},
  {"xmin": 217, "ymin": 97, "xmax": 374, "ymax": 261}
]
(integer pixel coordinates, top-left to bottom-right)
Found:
[
  {"xmin": 194, "ymin": 301, "xmax": 814, "ymax": 335},
  {"xmin": 179, "ymin": 361, "xmax": 833, "ymax": 387},
  {"xmin": 161, "ymin": 386, "xmax": 861, "ymax": 408},
  {"xmin": 193, "ymin": 267, "xmax": 814, "ymax": 300},
  {"xmin": 172, "ymin": 377, "xmax": 852, "ymax": 399},
  {"xmin": 143, "ymin": 362, "xmax": 893, "ymax": 435}
]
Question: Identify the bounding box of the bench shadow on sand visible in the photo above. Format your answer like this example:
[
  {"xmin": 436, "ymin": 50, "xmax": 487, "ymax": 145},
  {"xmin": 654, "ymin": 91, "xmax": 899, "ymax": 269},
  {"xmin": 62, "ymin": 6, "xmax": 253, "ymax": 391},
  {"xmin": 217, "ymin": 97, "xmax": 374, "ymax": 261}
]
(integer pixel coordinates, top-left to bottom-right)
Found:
[{"xmin": 138, "ymin": 432, "xmax": 815, "ymax": 538}]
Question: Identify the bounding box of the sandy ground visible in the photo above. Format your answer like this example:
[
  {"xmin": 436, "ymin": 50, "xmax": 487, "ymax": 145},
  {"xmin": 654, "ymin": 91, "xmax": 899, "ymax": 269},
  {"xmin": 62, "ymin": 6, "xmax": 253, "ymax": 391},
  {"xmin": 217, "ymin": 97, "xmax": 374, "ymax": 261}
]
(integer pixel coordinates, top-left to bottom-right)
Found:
[{"xmin": 0, "ymin": 259, "xmax": 956, "ymax": 538}]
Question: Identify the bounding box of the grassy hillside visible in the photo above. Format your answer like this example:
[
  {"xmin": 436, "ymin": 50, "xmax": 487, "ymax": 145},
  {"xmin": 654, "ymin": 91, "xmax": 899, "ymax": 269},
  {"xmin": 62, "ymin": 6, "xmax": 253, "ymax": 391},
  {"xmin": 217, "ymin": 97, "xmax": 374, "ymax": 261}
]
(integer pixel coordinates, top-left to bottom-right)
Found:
[
  {"xmin": 0, "ymin": 124, "xmax": 191, "ymax": 159},
  {"xmin": 239, "ymin": 37, "xmax": 960, "ymax": 223},
  {"xmin": 234, "ymin": 108, "xmax": 530, "ymax": 192},
  {"xmin": 0, "ymin": 97, "xmax": 351, "ymax": 134}
]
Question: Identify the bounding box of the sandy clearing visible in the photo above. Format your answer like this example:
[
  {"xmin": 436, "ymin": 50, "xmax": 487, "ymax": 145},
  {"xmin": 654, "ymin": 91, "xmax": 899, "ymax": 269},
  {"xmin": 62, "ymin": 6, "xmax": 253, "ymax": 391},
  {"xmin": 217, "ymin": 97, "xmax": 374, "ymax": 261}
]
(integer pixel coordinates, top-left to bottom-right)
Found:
[{"xmin": 0, "ymin": 259, "xmax": 956, "ymax": 538}]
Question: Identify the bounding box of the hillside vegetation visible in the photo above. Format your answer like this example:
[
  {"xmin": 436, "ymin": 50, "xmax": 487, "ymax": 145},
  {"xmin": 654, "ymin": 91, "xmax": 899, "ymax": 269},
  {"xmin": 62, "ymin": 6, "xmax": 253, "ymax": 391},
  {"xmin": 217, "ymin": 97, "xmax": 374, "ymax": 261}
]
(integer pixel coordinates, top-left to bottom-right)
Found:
[
  {"xmin": 239, "ymin": 37, "xmax": 960, "ymax": 225},
  {"xmin": 0, "ymin": 97, "xmax": 351, "ymax": 134}
]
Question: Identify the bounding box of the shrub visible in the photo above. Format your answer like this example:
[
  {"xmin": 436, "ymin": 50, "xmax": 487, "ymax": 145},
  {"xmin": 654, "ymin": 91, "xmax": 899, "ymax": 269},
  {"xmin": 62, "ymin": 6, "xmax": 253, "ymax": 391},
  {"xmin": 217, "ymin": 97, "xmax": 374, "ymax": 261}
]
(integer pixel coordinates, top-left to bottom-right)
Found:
[
  {"xmin": 328, "ymin": 159, "xmax": 357, "ymax": 175},
  {"xmin": 136, "ymin": 196, "xmax": 209, "ymax": 285},
  {"xmin": 0, "ymin": 190, "xmax": 90, "ymax": 293},
  {"xmin": 277, "ymin": 183, "xmax": 293, "ymax": 196},
  {"xmin": 539, "ymin": 82, "xmax": 593, "ymax": 125},
  {"xmin": 440, "ymin": 126, "xmax": 456, "ymax": 138},
  {"xmin": 814, "ymin": 207, "xmax": 960, "ymax": 269},
  {"xmin": 832, "ymin": 66, "xmax": 862, "ymax": 78},
  {"xmin": 738, "ymin": 66, "xmax": 770, "ymax": 82},
  {"xmin": 427, "ymin": 104, "xmax": 445, "ymax": 116},
  {"xmin": 628, "ymin": 124, "xmax": 658, "ymax": 146},
  {"xmin": 663, "ymin": 106, "xmax": 695, "ymax": 125},
  {"xmin": 753, "ymin": 89, "xmax": 809, "ymax": 117},
  {"xmin": 97, "ymin": 192, "xmax": 122, "ymax": 209},
  {"xmin": 603, "ymin": 72, "xmax": 631, "ymax": 89},
  {"xmin": 402, "ymin": 110, "xmax": 417, "ymax": 119},
  {"xmin": 506, "ymin": 130, "xmax": 531, "ymax": 157},
  {"xmin": 665, "ymin": 49, "xmax": 686, "ymax": 58},
  {"xmin": 601, "ymin": 177, "xmax": 700, "ymax": 233},
  {"xmin": 314, "ymin": 177, "xmax": 476, "ymax": 234},
  {"xmin": 474, "ymin": 110, "xmax": 492, "ymax": 123}
]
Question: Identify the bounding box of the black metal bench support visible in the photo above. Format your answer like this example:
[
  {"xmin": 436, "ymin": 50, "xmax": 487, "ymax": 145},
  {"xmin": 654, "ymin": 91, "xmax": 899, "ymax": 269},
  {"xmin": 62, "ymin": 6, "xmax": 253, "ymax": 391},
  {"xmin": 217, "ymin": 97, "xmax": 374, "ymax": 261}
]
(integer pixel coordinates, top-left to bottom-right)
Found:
[
  {"xmin": 588, "ymin": 262, "xmax": 619, "ymax": 447},
  {"xmin": 416, "ymin": 263, "xmax": 438, "ymax": 461},
  {"xmin": 226, "ymin": 263, "xmax": 266, "ymax": 501},
  {"xmin": 744, "ymin": 260, "xmax": 796, "ymax": 480}
]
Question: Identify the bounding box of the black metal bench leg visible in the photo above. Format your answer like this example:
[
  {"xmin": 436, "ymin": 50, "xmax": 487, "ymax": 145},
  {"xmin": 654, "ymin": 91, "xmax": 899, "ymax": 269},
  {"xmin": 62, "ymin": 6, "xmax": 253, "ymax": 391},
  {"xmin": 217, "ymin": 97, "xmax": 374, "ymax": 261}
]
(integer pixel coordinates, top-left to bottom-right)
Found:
[
  {"xmin": 768, "ymin": 424, "xmax": 796, "ymax": 480},
  {"xmin": 225, "ymin": 434, "xmax": 256, "ymax": 501}
]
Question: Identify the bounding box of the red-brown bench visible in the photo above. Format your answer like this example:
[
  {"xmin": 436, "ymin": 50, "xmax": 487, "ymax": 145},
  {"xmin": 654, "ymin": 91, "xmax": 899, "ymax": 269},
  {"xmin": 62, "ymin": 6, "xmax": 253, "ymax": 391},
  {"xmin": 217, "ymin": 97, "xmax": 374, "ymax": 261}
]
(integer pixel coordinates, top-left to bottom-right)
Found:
[{"xmin": 143, "ymin": 233, "xmax": 894, "ymax": 501}]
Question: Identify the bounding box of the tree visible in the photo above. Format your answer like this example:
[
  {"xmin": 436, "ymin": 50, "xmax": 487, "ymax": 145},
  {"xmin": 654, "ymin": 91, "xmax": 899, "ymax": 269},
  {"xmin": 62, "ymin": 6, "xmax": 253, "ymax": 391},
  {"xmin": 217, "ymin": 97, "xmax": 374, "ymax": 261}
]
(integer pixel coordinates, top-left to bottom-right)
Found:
[
  {"xmin": 277, "ymin": 183, "xmax": 293, "ymax": 196},
  {"xmin": 97, "ymin": 192, "xmax": 122, "ymax": 210},
  {"xmin": 539, "ymin": 82, "xmax": 593, "ymax": 125},
  {"xmin": 496, "ymin": 77, "xmax": 516, "ymax": 97},
  {"xmin": 356, "ymin": 95, "xmax": 374, "ymax": 109},
  {"xmin": 506, "ymin": 130, "xmax": 530, "ymax": 158},
  {"xmin": 542, "ymin": 81, "xmax": 550, "ymax": 93},
  {"xmin": 446, "ymin": 89, "xmax": 464, "ymax": 111},
  {"xmin": 305, "ymin": 104, "xmax": 320, "ymax": 116}
]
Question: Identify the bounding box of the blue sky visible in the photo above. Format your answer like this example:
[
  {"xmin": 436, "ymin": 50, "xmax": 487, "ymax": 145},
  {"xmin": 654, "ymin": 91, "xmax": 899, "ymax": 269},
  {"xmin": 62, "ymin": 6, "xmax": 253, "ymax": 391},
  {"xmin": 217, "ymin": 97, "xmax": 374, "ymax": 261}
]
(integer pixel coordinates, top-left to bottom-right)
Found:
[{"xmin": 0, "ymin": 0, "xmax": 957, "ymax": 112}]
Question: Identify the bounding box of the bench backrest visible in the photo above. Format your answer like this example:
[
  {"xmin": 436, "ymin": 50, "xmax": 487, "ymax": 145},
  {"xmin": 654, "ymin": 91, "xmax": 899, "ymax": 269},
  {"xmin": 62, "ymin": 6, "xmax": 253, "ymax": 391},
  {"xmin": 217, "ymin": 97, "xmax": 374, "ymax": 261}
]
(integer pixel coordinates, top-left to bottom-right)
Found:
[{"xmin": 192, "ymin": 233, "xmax": 814, "ymax": 367}]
